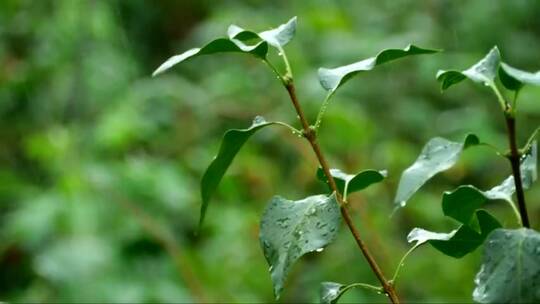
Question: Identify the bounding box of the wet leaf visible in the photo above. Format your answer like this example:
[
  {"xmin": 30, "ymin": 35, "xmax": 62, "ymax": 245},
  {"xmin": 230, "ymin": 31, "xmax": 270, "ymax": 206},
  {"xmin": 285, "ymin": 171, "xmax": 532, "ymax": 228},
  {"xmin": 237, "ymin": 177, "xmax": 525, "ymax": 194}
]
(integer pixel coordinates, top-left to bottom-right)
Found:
[
  {"xmin": 228, "ymin": 16, "xmax": 297, "ymax": 48},
  {"xmin": 499, "ymin": 62, "xmax": 540, "ymax": 92},
  {"xmin": 152, "ymin": 38, "xmax": 268, "ymax": 76},
  {"xmin": 394, "ymin": 134, "xmax": 479, "ymax": 209},
  {"xmin": 200, "ymin": 116, "xmax": 279, "ymax": 226},
  {"xmin": 318, "ymin": 44, "xmax": 439, "ymax": 92},
  {"xmin": 473, "ymin": 228, "xmax": 540, "ymax": 303},
  {"xmin": 316, "ymin": 168, "xmax": 386, "ymax": 197},
  {"xmin": 260, "ymin": 193, "xmax": 341, "ymax": 299},
  {"xmin": 320, "ymin": 282, "xmax": 344, "ymax": 304},
  {"xmin": 407, "ymin": 210, "xmax": 501, "ymax": 258},
  {"xmin": 437, "ymin": 46, "xmax": 500, "ymax": 90}
]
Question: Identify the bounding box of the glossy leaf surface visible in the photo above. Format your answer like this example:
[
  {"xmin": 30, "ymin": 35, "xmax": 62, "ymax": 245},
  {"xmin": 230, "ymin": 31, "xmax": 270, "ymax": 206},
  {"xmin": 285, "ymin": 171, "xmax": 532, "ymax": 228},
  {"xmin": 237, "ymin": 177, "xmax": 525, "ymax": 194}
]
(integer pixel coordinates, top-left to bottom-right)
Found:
[
  {"xmin": 473, "ymin": 228, "xmax": 540, "ymax": 303},
  {"xmin": 407, "ymin": 210, "xmax": 501, "ymax": 258},
  {"xmin": 228, "ymin": 16, "xmax": 297, "ymax": 48},
  {"xmin": 320, "ymin": 282, "xmax": 344, "ymax": 304},
  {"xmin": 200, "ymin": 116, "xmax": 278, "ymax": 226},
  {"xmin": 499, "ymin": 62, "xmax": 540, "ymax": 92},
  {"xmin": 436, "ymin": 46, "xmax": 500, "ymax": 90},
  {"xmin": 260, "ymin": 193, "xmax": 340, "ymax": 299},
  {"xmin": 318, "ymin": 44, "xmax": 439, "ymax": 92},
  {"xmin": 316, "ymin": 168, "xmax": 386, "ymax": 197},
  {"xmin": 394, "ymin": 134, "xmax": 479, "ymax": 208},
  {"xmin": 152, "ymin": 39, "xmax": 268, "ymax": 76}
]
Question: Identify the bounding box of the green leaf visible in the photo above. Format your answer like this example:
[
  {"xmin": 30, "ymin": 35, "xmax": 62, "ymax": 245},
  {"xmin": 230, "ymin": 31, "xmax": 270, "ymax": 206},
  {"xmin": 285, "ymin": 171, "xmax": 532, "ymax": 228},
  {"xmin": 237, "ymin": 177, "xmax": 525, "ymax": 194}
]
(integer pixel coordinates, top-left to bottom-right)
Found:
[
  {"xmin": 473, "ymin": 228, "xmax": 540, "ymax": 303},
  {"xmin": 437, "ymin": 46, "xmax": 500, "ymax": 91},
  {"xmin": 320, "ymin": 282, "xmax": 344, "ymax": 304},
  {"xmin": 260, "ymin": 193, "xmax": 341, "ymax": 299},
  {"xmin": 152, "ymin": 38, "xmax": 268, "ymax": 77},
  {"xmin": 394, "ymin": 134, "xmax": 480, "ymax": 209},
  {"xmin": 407, "ymin": 210, "xmax": 501, "ymax": 258},
  {"xmin": 442, "ymin": 142, "xmax": 537, "ymax": 225},
  {"xmin": 499, "ymin": 62, "xmax": 540, "ymax": 92},
  {"xmin": 200, "ymin": 116, "xmax": 278, "ymax": 226},
  {"xmin": 318, "ymin": 44, "xmax": 440, "ymax": 92},
  {"xmin": 228, "ymin": 16, "xmax": 297, "ymax": 48},
  {"xmin": 320, "ymin": 282, "xmax": 382, "ymax": 304},
  {"xmin": 316, "ymin": 168, "xmax": 387, "ymax": 197}
]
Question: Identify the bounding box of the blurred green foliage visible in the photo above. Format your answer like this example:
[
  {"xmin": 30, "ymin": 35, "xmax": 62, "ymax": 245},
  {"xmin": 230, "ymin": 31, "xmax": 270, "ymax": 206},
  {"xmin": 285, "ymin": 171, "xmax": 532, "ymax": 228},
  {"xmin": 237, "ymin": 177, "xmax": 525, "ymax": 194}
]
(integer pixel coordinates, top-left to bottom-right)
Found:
[{"xmin": 1, "ymin": 0, "xmax": 539, "ymax": 302}]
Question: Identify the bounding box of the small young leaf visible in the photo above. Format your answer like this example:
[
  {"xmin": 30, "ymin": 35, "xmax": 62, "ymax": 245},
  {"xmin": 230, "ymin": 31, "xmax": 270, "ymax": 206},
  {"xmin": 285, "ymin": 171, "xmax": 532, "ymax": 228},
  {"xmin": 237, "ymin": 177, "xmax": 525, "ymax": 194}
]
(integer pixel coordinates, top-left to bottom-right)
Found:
[
  {"xmin": 319, "ymin": 281, "xmax": 382, "ymax": 304},
  {"xmin": 407, "ymin": 210, "xmax": 501, "ymax": 258},
  {"xmin": 318, "ymin": 44, "xmax": 440, "ymax": 92},
  {"xmin": 200, "ymin": 116, "xmax": 279, "ymax": 226},
  {"xmin": 260, "ymin": 193, "xmax": 341, "ymax": 299},
  {"xmin": 437, "ymin": 46, "xmax": 500, "ymax": 91},
  {"xmin": 499, "ymin": 62, "xmax": 540, "ymax": 92},
  {"xmin": 320, "ymin": 282, "xmax": 344, "ymax": 304},
  {"xmin": 228, "ymin": 16, "xmax": 297, "ymax": 48},
  {"xmin": 316, "ymin": 168, "xmax": 387, "ymax": 197},
  {"xmin": 394, "ymin": 134, "xmax": 479, "ymax": 209},
  {"xmin": 152, "ymin": 38, "xmax": 268, "ymax": 77},
  {"xmin": 473, "ymin": 228, "xmax": 540, "ymax": 303}
]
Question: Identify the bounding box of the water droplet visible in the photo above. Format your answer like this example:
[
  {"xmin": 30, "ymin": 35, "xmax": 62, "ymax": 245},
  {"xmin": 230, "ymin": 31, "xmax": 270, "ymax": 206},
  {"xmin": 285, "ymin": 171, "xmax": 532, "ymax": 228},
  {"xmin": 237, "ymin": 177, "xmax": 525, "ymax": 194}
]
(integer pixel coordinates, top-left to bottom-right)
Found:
[
  {"xmin": 252, "ymin": 115, "xmax": 266, "ymax": 125},
  {"xmin": 315, "ymin": 248, "xmax": 324, "ymax": 252}
]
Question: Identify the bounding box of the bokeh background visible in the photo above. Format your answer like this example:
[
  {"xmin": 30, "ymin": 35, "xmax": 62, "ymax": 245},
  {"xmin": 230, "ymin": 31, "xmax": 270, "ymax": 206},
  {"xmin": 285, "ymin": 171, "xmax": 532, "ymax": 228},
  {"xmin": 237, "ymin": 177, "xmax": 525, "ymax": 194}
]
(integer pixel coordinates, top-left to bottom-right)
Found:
[{"xmin": 1, "ymin": 0, "xmax": 540, "ymax": 302}]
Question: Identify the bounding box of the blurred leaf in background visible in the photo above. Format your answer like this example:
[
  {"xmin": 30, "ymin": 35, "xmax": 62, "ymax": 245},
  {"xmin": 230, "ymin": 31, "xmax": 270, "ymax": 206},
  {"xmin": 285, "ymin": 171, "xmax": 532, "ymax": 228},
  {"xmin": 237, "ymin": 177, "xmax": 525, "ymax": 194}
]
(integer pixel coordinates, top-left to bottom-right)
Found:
[{"xmin": 1, "ymin": 0, "xmax": 539, "ymax": 302}]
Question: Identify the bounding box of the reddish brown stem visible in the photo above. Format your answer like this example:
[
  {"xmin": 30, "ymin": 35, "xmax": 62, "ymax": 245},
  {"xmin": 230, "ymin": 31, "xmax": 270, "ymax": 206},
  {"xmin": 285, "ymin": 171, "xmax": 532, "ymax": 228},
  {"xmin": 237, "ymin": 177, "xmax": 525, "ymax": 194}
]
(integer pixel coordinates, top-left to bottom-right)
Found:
[
  {"xmin": 505, "ymin": 114, "xmax": 530, "ymax": 228},
  {"xmin": 285, "ymin": 82, "xmax": 400, "ymax": 303}
]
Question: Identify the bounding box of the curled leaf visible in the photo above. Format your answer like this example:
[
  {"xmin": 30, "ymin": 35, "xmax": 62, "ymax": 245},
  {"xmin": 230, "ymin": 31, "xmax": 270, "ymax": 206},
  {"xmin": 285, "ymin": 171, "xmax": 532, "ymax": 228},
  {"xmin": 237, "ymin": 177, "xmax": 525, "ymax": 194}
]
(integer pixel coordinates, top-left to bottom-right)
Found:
[
  {"xmin": 437, "ymin": 46, "xmax": 500, "ymax": 90},
  {"xmin": 499, "ymin": 62, "xmax": 540, "ymax": 92},
  {"xmin": 152, "ymin": 39, "xmax": 268, "ymax": 76},
  {"xmin": 260, "ymin": 193, "xmax": 341, "ymax": 299},
  {"xmin": 407, "ymin": 210, "xmax": 501, "ymax": 258},
  {"xmin": 318, "ymin": 44, "xmax": 440, "ymax": 92},
  {"xmin": 316, "ymin": 168, "xmax": 386, "ymax": 197},
  {"xmin": 228, "ymin": 16, "xmax": 297, "ymax": 48}
]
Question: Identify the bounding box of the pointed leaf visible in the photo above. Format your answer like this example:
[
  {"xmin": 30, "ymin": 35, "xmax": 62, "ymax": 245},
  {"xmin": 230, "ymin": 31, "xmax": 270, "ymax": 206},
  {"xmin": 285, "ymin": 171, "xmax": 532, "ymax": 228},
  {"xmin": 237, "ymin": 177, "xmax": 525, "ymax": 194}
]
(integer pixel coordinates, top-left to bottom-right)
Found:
[
  {"xmin": 408, "ymin": 210, "xmax": 501, "ymax": 258},
  {"xmin": 394, "ymin": 134, "xmax": 480, "ymax": 208},
  {"xmin": 320, "ymin": 282, "xmax": 345, "ymax": 304},
  {"xmin": 437, "ymin": 46, "xmax": 500, "ymax": 91},
  {"xmin": 200, "ymin": 116, "xmax": 279, "ymax": 226},
  {"xmin": 228, "ymin": 16, "xmax": 297, "ymax": 48},
  {"xmin": 259, "ymin": 16, "xmax": 297, "ymax": 48},
  {"xmin": 499, "ymin": 62, "xmax": 540, "ymax": 92},
  {"xmin": 152, "ymin": 38, "xmax": 268, "ymax": 76},
  {"xmin": 473, "ymin": 228, "xmax": 540, "ymax": 303},
  {"xmin": 316, "ymin": 168, "xmax": 386, "ymax": 197},
  {"xmin": 318, "ymin": 44, "xmax": 440, "ymax": 92},
  {"xmin": 260, "ymin": 193, "xmax": 341, "ymax": 299}
]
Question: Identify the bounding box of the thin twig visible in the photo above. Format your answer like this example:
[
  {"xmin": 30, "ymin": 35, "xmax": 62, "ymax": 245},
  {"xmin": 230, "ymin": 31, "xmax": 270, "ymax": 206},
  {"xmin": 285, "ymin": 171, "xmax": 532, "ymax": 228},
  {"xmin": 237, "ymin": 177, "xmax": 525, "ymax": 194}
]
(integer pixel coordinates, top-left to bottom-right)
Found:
[
  {"xmin": 284, "ymin": 82, "xmax": 400, "ymax": 304},
  {"xmin": 504, "ymin": 113, "xmax": 530, "ymax": 228}
]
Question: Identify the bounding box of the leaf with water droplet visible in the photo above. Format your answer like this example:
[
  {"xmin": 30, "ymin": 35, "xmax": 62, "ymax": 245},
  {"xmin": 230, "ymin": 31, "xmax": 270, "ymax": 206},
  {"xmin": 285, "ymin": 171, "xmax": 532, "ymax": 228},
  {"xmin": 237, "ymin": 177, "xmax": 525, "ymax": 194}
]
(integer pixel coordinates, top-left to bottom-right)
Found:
[
  {"xmin": 498, "ymin": 62, "xmax": 540, "ymax": 92},
  {"xmin": 320, "ymin": 282, "xmax": 344, "ymax": 304},
  {"xmin": 316, "ymin": 168, "xmax": 386, "ymax": 197},
  {"xmin": 318, "ymin": 44, "xmax": 440, "ymax": 93},
  {"xmin": 394, "ymin": 134, "xmax": 479, "ymax": 209},
  {"xmin": 408, "ymin": 210, "xmax": 501, "ymax": 258},
  {"xmin": 437, "ymin": 46, "xmax": 500, "ymax": 91},
  {"xmin": 473, "ymin": 228, "xmax": 540, "ymax": 303},
  {"xmin": 200, "ymin": 116, "xmax": 287, "ymax": 227},
  {"xmin": 442, "ymin": 145, "xmax": 537, "ymax": 226},
  {"xmin": 259, "ymin": 193, "xmax": 341, "ymax": 299}
]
